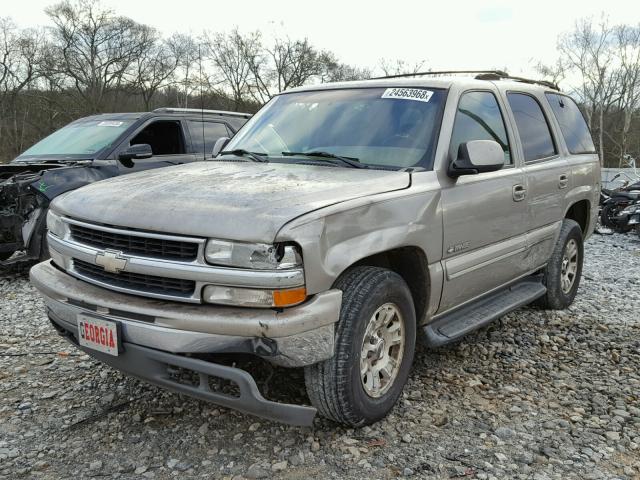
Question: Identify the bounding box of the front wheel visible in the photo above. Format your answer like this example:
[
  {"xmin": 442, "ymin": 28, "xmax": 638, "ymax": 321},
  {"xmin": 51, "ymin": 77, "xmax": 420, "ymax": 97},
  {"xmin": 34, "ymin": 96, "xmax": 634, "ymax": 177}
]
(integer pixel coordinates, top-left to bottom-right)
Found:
[
  {"xmin": 305, "ymin": 266, "xmax": 416, "ymax": 426},
  {"xmin": 537, "ymin": 219, "xmax": 584, "ymax": 310}
]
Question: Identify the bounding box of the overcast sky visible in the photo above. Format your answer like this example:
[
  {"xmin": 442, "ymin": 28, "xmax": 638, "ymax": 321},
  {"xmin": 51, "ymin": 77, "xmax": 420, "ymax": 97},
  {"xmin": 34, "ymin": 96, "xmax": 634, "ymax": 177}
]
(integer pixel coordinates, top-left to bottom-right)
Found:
[{"xmin": 4, "ymin": 0, "xmax": 639, "ymax": 78}]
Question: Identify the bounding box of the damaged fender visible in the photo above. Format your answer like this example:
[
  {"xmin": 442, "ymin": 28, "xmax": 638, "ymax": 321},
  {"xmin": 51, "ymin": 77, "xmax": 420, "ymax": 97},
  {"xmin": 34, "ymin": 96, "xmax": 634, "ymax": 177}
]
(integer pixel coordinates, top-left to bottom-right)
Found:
[
  {"xmin": 0, "ymin": 162, "xmax": 117, "ymax": 262},
  {"xmin": 275, "ymin": 171, "xmax": 445, "ymax": 322}
]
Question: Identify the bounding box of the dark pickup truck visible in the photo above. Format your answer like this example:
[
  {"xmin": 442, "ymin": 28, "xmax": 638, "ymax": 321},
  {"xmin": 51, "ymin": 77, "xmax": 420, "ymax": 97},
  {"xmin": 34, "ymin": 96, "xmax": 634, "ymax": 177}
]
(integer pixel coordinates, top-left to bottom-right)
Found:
[{"xmin": 0, "ymin": 108, "xmax": 250, "ymax": 265}]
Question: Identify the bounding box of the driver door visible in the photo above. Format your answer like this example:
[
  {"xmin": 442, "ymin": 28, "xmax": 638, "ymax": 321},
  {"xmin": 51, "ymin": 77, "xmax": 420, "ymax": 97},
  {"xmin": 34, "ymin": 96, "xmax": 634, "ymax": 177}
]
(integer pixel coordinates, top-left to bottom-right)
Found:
[
  {"xmin": 115, "ymin": 118, "xmax": 197, "ymax": 174},
  {"xmin": 438, "ymin": 90, "xmax": 529, "ymax": 313}
]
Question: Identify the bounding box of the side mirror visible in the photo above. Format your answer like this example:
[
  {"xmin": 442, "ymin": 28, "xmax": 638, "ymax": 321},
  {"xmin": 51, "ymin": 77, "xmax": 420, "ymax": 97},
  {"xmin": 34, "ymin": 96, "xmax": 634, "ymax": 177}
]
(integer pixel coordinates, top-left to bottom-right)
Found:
[
  {"xmin": 118, "ymin": 143, "xmax": 153, "ymax": 167},
  {"xmin": 211, "ymin": 137, "xmax": 230, "ymax": 157},
  {"xmin": 448, "ymin": 140, "xmax": 505, "ymax": 177}
]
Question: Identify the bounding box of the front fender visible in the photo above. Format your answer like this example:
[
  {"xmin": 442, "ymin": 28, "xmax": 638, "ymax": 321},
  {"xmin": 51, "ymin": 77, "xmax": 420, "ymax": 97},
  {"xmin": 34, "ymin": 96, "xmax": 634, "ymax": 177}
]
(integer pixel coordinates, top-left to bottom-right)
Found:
[
  {"xmin": 275, "ymin": 175, "xmax": 443, "ymax": 296},
  {"xmin": 33, "ymin": 163, "xmax": 119, "ymax": 200}
]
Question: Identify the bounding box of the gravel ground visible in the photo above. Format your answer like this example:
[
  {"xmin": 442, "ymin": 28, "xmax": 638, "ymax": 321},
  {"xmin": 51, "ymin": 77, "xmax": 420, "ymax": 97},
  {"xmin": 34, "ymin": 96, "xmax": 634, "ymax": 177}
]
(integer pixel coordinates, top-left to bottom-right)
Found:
[{"xmin": 1, "ymin": 233, "xmax": 639, "ymax": 480}]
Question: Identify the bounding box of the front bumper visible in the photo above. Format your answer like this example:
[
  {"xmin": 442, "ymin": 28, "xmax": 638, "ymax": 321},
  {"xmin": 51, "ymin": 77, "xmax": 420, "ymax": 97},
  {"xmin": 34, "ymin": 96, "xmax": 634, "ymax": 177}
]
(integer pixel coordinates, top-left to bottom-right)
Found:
[
  {"xmin": 31, "ymin": 261, "xmax": 341, "ymax": 365},
  {"xmin": 30, "ymin": 261, "xmax": 342, "ymax": 425},
  {"xmin": 50, "ymin": 319, "xmax": 316, "ymax": 426}
]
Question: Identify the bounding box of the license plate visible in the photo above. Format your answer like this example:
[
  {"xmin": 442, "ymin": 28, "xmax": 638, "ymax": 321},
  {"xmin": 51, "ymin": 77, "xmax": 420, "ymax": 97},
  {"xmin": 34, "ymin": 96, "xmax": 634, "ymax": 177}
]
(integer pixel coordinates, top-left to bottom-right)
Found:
[{"xmin": 77, "ymin": 314, "xmax": 120, "ymax": 356}]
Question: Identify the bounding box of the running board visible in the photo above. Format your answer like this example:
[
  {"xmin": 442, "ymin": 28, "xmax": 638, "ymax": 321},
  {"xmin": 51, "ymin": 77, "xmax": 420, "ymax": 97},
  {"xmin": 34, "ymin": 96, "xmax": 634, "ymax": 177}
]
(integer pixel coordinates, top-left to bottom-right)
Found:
[{"xmin": 423, "ymin": 277, "xmax": 546, "ymax": 347}]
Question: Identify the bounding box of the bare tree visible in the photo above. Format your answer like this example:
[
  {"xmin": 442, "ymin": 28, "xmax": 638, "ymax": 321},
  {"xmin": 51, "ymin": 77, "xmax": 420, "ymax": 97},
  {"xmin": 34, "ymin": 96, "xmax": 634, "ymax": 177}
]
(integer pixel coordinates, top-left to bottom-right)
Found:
[
  {"xmin": 204, "ymin": 28, "xmax": 257, "ymax": 110},
  {"xmin": 166, "ymin": 33, "xmax": 199, "ymax": 108},
  {"xmin": 558, "ymin": 16, "xmax": 619, "ymax": 163},
  {"xmin": 46, "ymin": 0, "xmax": 155, "ymax": 113},
  {"xmin": 613, "ymin": 24, "xmax": 640, "ymax": 166},
  {"xmin": 378, "ymin": 58, "xmax": 426, "ymax": 77},
  {"xmin": 131, "ymin": 33, "xmax": 182, "ymax": 110},
  {"xmin": 318, "ymin": 52, "xmax": 372, "ymax": 82},
  {"xmin": 0, "ymin": 18, "xmax": 48, "ymax": 156},
  {"xmin": 534, "ymin": 59, "xmax": 566, "ymax": 86}
]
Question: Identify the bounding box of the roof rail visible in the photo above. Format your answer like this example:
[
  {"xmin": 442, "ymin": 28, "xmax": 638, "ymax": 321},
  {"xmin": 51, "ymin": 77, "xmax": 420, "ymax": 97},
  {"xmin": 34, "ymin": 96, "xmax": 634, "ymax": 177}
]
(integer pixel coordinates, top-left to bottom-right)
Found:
[
  {"xmin": 474, "ymin": 72, "xmax": 560, "ymax": 91},
  {"xmin": 371, "ymin": 70, "xmax": 509, "ymax": 80},
  {"xmin": 152, "ymin": 107, "xmax": 251, "ymax": 118},
  {"xmin": 370, "ymin": 70, "xmax": 560, "ymax": 91}
]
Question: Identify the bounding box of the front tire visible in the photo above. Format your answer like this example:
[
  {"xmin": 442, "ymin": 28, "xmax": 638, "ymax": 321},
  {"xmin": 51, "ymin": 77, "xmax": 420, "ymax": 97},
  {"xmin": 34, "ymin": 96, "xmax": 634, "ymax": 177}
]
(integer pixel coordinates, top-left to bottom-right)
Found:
[
  {"xmin": 304, "ymin": 266, "xmax": 416, "ymax": 426},
  {"xmin": 537, "ymin": 219, "xmax": 584, "ymax": 310}
]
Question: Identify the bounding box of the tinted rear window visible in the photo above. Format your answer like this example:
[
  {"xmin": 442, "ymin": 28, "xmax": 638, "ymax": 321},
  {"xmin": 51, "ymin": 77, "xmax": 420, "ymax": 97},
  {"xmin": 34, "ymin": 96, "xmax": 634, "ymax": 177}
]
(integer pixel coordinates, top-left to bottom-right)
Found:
[
  {"xmin": 507, "ymin": 93, "xmax": 557, "ymax": 161},
  {"xmin": 545, "ymin": 93, "xmax": 596, "ymax": 154}
]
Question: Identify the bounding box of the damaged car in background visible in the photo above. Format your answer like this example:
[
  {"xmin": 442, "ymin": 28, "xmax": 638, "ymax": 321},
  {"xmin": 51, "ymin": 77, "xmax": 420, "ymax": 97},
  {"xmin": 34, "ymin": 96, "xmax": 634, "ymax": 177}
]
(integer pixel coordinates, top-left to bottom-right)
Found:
[{"xmin": 0, "ymin": 108, "xmax": 250, "ymax": 265}]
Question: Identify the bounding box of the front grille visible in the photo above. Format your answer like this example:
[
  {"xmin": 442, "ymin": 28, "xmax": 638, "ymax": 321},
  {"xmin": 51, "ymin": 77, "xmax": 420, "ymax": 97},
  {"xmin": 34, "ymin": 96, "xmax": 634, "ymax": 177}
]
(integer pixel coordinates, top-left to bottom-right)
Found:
[
  {"xmin": 73, "ymin": 259, "xmax": 196, "ymax": 297},
  {"xmin": 69, "ymin": 223, "xmax": 199, "ymax": 261}
]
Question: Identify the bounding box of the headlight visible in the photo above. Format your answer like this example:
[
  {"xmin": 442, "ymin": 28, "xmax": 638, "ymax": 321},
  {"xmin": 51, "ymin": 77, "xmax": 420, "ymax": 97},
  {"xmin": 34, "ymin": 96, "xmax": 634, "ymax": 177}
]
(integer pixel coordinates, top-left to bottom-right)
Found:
[
  {"xmin": 204, "ymin": 240, "xmax": 302, "ymax": 270},
  {"xmin": 46, "ymin": 210, "xmax": 65, "ymax": 237}
]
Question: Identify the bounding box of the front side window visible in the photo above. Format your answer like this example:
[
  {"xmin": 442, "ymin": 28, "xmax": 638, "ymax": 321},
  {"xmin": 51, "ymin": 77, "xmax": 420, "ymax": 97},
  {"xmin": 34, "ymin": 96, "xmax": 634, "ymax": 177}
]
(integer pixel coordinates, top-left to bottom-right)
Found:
[
  {"xmin": 450, "ymin": 91, "xmax": 511, "ymax": 165},
  {"xmin": 226, "ymin": 87, "xmax": 447, "ymax": 169},
  {"xmin": 188, "ymin": 121, "xmax": 230, "ymax": 155},
  {"xmin": 545, "ymin": 93, "xmax": 596, "ymax": 154},
  {"xmin": 18, "ymin": 119, "xmax": 134, "ymax": 160},
  {"xmin": 130, "ymin": 120, "xmax": 185, "ymax": 156},
  {"xmin": 507, "ymin": 93, "xmax": 556, "ymax": 161}
]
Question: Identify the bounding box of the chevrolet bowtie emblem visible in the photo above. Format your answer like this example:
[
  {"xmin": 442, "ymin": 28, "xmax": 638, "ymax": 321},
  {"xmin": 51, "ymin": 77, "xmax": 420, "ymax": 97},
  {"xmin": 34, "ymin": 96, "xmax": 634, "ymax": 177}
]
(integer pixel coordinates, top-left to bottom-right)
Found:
[{"xmin": 95, "ymin": 250, "xmax": 128, "ymax": 274}]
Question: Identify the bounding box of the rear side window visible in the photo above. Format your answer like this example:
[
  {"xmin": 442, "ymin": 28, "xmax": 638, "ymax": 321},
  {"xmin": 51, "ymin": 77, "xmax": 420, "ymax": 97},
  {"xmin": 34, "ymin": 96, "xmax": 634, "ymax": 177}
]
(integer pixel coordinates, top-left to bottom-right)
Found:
[
  {"xmin": 188, "ymin": 121, "xmax": 230, "ymax": 154},
  {"xmin": 450, "ymin": 91, "xmax": 511, "ymax": 164},
  {"xmin": 507, "ymin": 93, "xmax": 556, "ymax": 161},
  {"xmin": 545, "ymin": 93, "xmax": 596, "ymax": 154}
]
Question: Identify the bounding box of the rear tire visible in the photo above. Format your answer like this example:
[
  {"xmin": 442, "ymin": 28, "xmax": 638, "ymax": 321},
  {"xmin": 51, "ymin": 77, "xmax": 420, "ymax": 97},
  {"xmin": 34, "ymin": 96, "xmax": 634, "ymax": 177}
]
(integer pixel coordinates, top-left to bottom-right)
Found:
[
  {"xmin": 600, "ymin": 203, "xmax": 631, "ymax": 233},
  {"xmin": 304, "ymin": 266, "xmax": 416, "ymax": 426},
  {"xmin": 537, "ymin": 219, "xmax": 584, "ymax": 310}
]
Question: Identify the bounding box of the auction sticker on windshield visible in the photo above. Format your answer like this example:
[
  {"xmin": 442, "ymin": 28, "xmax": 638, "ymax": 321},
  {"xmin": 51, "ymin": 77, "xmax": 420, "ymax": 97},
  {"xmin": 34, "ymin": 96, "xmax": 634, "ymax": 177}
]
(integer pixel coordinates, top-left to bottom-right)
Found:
[
  {"xmin": 97, "ymin": 121, "xmax": 124, "ymax": 127},
  {"xmin": 77, "ymin": 314, "xmax": 120, "ymax": 356},
  {"xmin": 381, "ymin": 88, "xmax": 433, "ymax": 103}
]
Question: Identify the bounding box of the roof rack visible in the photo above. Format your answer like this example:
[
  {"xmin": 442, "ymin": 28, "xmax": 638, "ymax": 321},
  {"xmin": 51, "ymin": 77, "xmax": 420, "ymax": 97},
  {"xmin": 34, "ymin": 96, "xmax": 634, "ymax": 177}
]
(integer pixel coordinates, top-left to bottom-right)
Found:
[
  {"xmin": 370, "ymin": 70, "xmax": 560, "ymax": 91},
  {"xmin": 474, "ymin": 72, "xmax": 560, "ymax": 91},
  {"xmin": 152, "ymin": 108, "xmax": 251, "ymax": 118}
]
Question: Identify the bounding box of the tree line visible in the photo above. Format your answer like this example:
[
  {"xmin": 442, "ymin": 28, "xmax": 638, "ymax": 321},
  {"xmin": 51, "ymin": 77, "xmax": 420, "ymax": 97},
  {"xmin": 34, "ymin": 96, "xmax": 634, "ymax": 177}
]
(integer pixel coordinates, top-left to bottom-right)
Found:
[
  {"xmin": 539, "ymin": 16, "xmax": 640, "ymax": 169},
  {"xmin": 0, "ymin": 0, "xmax": 380, "ymax": 161},
  {"xmin": 0, "ymin": 1, "xmax": 638, "ymax": 167}
]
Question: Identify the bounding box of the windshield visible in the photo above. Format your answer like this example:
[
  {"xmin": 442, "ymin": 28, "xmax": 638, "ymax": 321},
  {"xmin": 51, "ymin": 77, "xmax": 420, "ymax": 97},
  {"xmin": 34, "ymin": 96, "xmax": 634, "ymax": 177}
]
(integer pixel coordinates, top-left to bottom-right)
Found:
[
  {"xmin": 226, "ymin": 87, "xmax": 446, "ymax": 169},
  {"xmin": 17, "ymin": 119, "xmax": 134, "ymax": 160}
]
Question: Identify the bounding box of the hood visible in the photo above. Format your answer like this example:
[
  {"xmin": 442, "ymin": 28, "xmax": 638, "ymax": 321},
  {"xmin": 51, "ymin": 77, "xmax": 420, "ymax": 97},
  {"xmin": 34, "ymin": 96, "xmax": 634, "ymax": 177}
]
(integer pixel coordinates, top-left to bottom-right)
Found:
[
  {"xmin": 53, "ymin": 161, "xmax": 411, "ymax": 243},
  {"xmin": 1, "ymin": 161, "xmax": 70, "ymax": 180}
]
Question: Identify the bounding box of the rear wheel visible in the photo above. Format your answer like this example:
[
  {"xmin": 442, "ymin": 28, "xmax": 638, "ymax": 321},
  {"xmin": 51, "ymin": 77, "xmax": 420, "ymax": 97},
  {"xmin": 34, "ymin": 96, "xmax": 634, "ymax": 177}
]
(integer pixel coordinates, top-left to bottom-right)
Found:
[
  {"xmin": 304, "ymin": 266, "xmax": 416, "ymax": 426},
  {"xmin": 537, "ymin": 219, "xmax": 584, "ymax": 310},
  {"xmin": 600, "ymin": 203, "xmax": 631, "ymax": 233}
]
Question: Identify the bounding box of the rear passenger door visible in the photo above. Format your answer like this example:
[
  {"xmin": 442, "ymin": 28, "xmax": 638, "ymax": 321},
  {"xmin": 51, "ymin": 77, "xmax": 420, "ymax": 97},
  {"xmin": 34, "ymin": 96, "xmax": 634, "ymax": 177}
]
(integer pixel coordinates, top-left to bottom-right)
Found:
[
  {"xmin": 439, "ymin": 90, "xmax": 529, "ymax": 312},
  {"xmin": 505, "ymin": 92, "xmax": 568, "ymax": 270},
  {"xmin": 186, "ymin": 120, "xmax": 232, "ymax": 158}
]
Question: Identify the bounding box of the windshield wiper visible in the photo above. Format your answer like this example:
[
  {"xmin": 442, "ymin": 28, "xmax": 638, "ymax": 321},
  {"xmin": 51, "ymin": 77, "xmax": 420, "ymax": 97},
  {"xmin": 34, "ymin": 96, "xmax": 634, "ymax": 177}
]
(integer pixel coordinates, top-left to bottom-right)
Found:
[
  {"xmin": 219, "ymin": 149, "xmax": 269, "ymax": 163},
  {"xmin": 281, "ymin": 151, "xmax": 368, "ymax": 169}
]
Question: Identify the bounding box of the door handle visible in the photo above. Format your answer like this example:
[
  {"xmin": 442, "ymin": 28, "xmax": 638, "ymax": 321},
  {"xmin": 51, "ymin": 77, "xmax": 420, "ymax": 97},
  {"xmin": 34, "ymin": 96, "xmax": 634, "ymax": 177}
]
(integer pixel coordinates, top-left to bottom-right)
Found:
[
  {"xmin": 512, "ymin": 184, "xmax": 526, "ymax": 202},
  {"xmin": 559, "ymin": 174, "xmax": 569, "ymax": 189}
]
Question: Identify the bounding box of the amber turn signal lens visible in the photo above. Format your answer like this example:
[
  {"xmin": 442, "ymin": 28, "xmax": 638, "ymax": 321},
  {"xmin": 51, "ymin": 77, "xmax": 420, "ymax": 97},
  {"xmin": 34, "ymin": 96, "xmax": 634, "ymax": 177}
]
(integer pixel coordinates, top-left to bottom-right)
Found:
[{"xmin": 272, "ymin": 287, "xmax": 307, "ymax": 307}]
